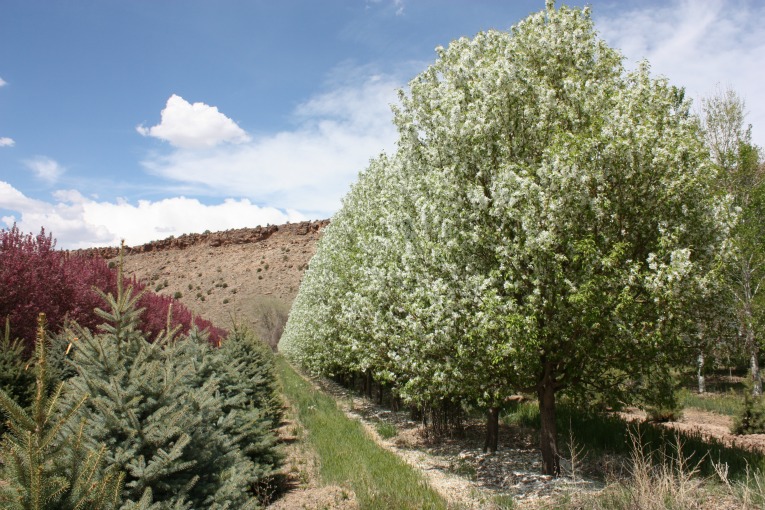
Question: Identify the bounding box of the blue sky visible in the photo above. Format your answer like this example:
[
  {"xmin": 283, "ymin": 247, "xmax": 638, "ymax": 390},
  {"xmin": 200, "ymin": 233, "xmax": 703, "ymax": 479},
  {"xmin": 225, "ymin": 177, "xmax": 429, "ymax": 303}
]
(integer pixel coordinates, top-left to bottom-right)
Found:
[{"xmin": 1, "ymin": 0, "xmax": 764, "ymax": 249}]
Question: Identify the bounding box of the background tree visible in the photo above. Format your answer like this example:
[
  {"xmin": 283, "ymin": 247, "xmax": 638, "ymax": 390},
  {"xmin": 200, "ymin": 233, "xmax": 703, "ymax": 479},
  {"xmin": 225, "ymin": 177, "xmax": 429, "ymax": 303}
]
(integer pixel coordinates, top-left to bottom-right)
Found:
[{"xmin": 703, "ymin": 87, "xmax": 765, "ymax": 395}]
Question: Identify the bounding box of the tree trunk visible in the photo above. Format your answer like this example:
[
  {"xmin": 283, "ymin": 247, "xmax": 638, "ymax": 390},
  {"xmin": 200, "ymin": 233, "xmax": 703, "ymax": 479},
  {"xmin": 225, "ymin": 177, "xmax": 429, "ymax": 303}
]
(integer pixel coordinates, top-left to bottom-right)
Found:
[
  {"xmin": 483, "ymin": 406, "xmax": 500, "ymax": 453},
  {"xmin": 741, "ymin": 258, "xmax": 761, "ymax": 396},
  {"xmin": 365, "ymin": 370, "xmax": 373, "ymax": 399},
  {"xmin": 751, "ymin": 348, "xmax": 762, "ymax": 396},
  {"xmin": 392, "ymin": 395, "xmax": 400, "ymax": 412},
  {"xmin": 746, "ymin": 312, "xmax": 762, "ymax": 396},
  {"xmin": 537, "ymin": 364, "xmax": 560, "ymax": 476},
  {"xmin": 697, "ymin": 351, "xmax": 705, "ymax": 394}
]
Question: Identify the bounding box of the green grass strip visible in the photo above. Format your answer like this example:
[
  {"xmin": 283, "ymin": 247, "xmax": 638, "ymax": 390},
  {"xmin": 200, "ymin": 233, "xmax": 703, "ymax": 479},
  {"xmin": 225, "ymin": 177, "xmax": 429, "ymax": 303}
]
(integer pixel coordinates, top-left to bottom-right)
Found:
[
  {"xmin": 679, "ymin": 388, "xmax": 743, "ymax": 417},
  {"xmin": 275, "ymin": 356, "xmax": 447, "ymax": 510}
]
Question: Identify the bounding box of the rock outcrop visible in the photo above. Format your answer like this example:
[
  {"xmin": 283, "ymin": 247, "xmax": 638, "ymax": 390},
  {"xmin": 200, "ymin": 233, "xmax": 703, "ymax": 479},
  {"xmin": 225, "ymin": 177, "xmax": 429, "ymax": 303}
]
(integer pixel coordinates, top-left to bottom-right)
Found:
[{"xmin": 76, "ymin": 220, "xmax": 329, "ymax": 258}]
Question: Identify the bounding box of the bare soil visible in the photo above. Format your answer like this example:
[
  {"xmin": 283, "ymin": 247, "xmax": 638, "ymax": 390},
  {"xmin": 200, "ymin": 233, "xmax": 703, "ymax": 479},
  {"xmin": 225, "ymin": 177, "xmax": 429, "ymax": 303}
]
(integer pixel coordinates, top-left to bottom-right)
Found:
[{"xmin": 620, "ymin": 406, "xmax": 765, "ymax": 454}]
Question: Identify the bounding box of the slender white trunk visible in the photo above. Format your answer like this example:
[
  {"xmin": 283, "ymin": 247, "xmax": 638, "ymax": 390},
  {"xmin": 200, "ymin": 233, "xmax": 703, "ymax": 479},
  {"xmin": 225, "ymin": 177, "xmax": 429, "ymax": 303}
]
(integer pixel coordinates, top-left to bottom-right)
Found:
[
  {"xmin": 751, "ymin": 347, "xmax": 762, "ymax": 396},
  {"xmin": 747, "ymin": 310, "xmax": 761, "ymax": 395},
  {"xmin": 697, "ymin": 351, "xmax": 705, "ymax": 394},
  {"xmin": 741, "ymin": 256, "xmax": 761, "ymax": 396}
]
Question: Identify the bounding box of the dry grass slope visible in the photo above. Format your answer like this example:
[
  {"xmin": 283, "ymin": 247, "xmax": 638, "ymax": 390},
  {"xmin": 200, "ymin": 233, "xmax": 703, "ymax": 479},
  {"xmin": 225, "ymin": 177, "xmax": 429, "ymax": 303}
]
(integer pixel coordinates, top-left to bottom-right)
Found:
[{"xmin": 101, "ymin": 220, "xmax": 328, "ymax": 347}]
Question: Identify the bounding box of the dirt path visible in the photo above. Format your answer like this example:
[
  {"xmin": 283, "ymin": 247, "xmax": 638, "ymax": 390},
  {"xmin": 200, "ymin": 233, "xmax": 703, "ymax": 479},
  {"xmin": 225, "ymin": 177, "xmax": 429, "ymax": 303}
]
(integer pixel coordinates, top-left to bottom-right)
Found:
[
  {"xmin": 313, "ymin": 378, "xmax": 605, "ymax": 509},
  {"xmin": 620, "ymin": 407, "xmax": 765, "ymax": 454},
  {"xmin": 266, "ymin": 370, "xmax": 763, "ymax": 509}
]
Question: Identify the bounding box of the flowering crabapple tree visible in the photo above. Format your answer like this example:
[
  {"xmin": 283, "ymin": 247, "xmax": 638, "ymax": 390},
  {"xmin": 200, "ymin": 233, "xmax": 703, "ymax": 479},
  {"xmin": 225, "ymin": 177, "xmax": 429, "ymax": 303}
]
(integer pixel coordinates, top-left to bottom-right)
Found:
[
  {"xmin": 392, "ymin": 2, "xmax": 729, "ymax": 475},
  {"xmin": 283, "ymin": 1, "xmax": 730, "ymax": 476}
]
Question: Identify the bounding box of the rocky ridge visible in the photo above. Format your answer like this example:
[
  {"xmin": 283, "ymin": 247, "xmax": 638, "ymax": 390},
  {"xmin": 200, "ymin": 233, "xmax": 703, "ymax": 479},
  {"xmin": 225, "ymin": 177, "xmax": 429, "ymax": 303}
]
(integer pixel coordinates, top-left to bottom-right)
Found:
[{"xmin": 80, "ymin": 220, "xmax": 328, "ymax": 258}]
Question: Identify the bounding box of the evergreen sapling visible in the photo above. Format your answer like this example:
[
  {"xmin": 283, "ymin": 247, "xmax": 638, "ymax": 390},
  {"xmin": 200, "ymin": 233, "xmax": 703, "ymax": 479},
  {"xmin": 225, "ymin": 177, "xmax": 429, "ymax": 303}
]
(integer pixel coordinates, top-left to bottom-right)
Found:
[{"xmin": 0, "ymin": 313, "xmax": 123, "ymax": 510}]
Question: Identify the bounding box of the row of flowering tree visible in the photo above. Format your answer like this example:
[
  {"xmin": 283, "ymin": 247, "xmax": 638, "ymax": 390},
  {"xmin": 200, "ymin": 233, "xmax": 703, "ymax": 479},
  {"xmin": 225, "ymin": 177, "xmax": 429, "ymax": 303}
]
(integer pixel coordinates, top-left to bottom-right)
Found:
[{"xmin": 281, "ymin": 1, "xmax": 732, "ymax": 476}]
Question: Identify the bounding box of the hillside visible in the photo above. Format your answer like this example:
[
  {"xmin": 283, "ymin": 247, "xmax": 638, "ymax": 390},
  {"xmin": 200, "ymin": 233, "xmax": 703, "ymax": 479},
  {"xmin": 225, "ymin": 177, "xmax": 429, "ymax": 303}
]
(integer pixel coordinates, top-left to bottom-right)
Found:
[{"xmin": 91, "ymin": 220, "xmax": 328, "ymax": 344}]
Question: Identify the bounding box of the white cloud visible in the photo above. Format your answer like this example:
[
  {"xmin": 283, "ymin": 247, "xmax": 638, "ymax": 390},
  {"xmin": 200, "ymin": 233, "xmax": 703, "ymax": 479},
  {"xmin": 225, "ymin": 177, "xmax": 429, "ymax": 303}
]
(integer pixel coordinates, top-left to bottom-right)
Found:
[
  {"xmin": 24, "ymin": 156, "xmax": 65, "ymax": 184},
  {"xmin": 595, "ymin": 0, "xmax": 765, "ymax": 148},
  {"xmin": 140, "ymin": 74, "xmax": 400, "ymax": 217},
  {"xmin": 137, "ymin": 94, "xmax": 250, "ymax": 149},
  {"xmin": 1, "ymin": 79, "xmax": 13, "ymax": 148},
  {"xmin": 0, "ymin": 181, "xmax": 306, "ymax": 249},
  {"xmin": 364, "ymin": 0, "xmax": 404, "ymax": 15}
]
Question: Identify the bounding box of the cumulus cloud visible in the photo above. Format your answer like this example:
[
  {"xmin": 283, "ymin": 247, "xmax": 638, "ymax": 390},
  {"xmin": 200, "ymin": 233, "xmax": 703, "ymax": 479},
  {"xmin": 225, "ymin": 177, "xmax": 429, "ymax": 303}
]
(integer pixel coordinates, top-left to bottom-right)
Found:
[
  {"xmin": 24, "ymin": 156, "xmax": 65, "ymax": 184},
  {"xmin": 0, "ymin": 181, "xmax": 306, "ymax": 249},
  {"xmin": 595, "ymin": 0, "xmax": 765, "ymax": 148},
  {"xmin": 0, "ymin": 77, "xmax": 6, "ymax": 87},
  {"xmin": 140, "ymin": 74, "xmax": 400, "ymax": 217},
  {"xmin": 137, "ymin": 94, "xmax": 251, "ymax": 149}
]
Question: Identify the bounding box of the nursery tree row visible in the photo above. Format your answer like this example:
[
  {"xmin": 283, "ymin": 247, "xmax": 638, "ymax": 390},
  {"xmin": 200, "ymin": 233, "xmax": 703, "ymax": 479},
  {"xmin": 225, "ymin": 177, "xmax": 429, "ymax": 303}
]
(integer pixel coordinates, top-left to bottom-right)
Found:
[
  {"xmin": 281, "ymin": 2, "xmax": 739, "ymax": 476},
  {"xmin": 0, "ymin": 270, "xmax": 283, "ymax": 508}
]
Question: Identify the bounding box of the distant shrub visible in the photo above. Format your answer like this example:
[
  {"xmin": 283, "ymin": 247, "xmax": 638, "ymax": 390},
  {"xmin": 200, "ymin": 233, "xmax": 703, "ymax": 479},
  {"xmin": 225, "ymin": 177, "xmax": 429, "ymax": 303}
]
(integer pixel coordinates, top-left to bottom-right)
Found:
[
  {"xmin": 251, "ymin": 297, "xmax": 289, "ymax": 350},
  {"xmin": 376, "ymin": 422, "xmax": 397, "ymax": 439},
  {"xmin": 635, "ymin": 367, "xmax": 684, "ymax": 423},
  {"xmin": 733, "ymin": 378, "xmax": 765, "ymax": 434},
  {"xmin": 174, "ymin": 291, "xmax": 183, "ymax": 299},
  {"xmin": 136, "ymin": 287, "xmax": 225, "ymax": 345}
]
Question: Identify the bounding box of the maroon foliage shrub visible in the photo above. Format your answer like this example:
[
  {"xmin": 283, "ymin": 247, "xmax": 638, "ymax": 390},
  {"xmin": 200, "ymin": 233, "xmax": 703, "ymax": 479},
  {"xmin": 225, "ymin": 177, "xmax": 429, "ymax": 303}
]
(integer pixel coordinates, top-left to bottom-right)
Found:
[
  {"xmin": 63, "ymin": 252, "xmax": 121, "ymax": 331},
  {"xmin": 1, "ymin": 225, "xmax": 75, "ymax": 345},
  {"xmin": 132, "ymin": 281, "xmax": 226, "ymax": 346},
  {"xmin": 0, "ymin": 224, "xmax": 225, "ymax": 350}
]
